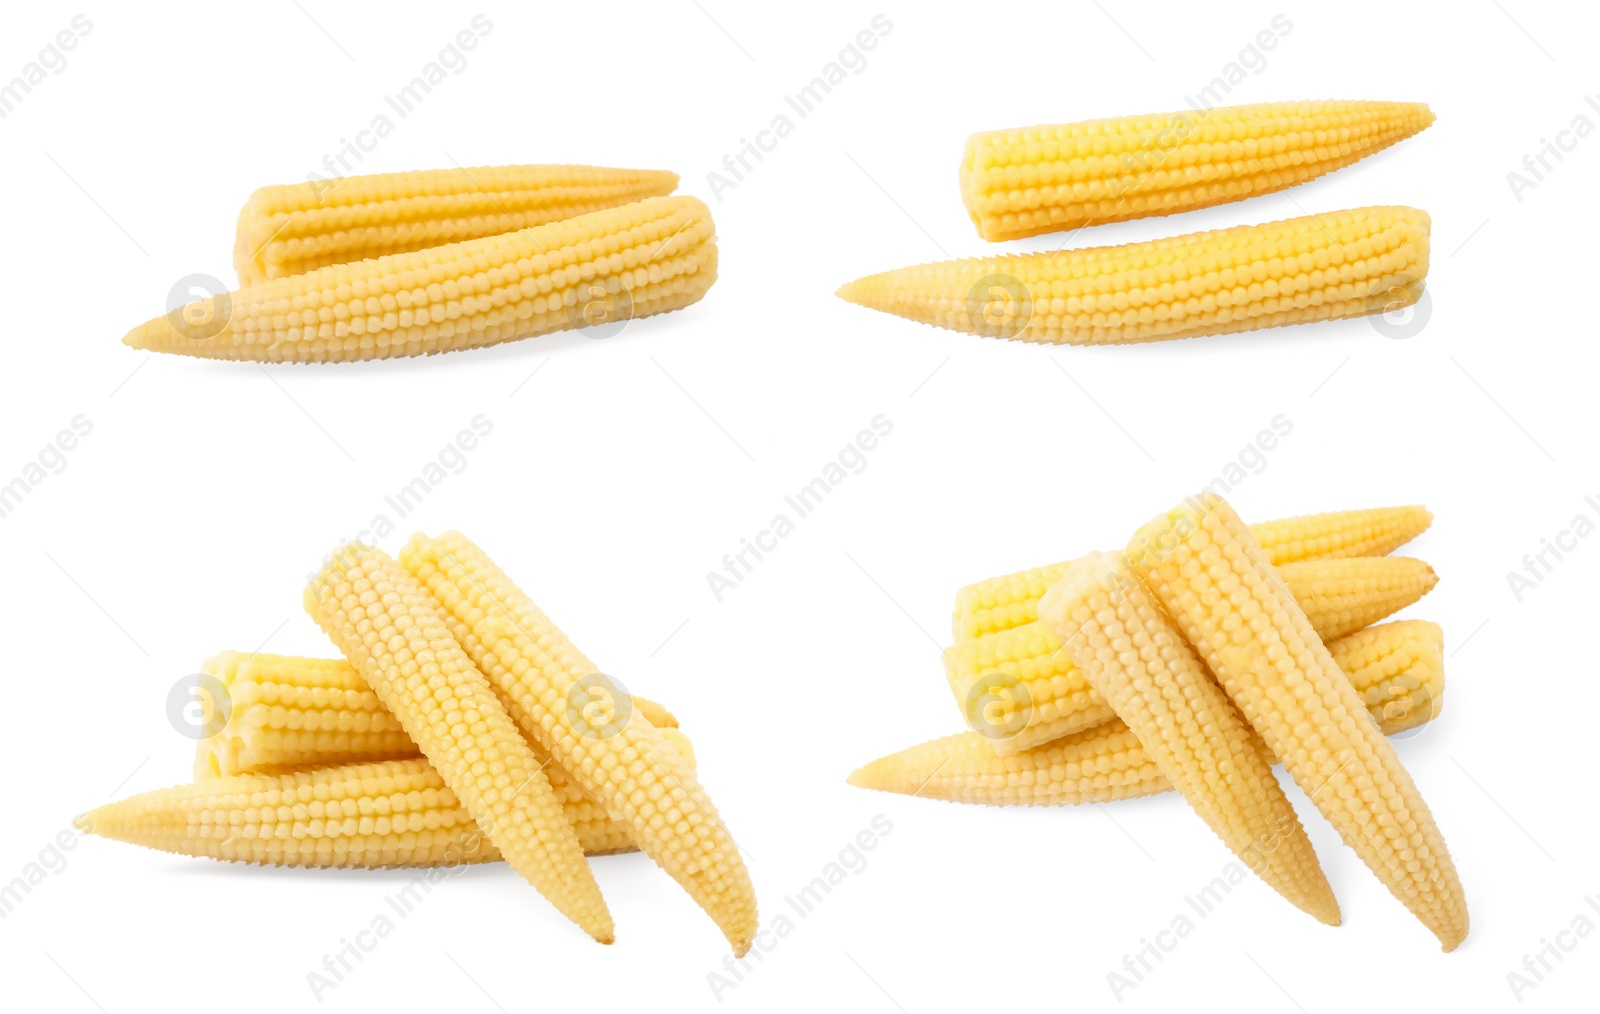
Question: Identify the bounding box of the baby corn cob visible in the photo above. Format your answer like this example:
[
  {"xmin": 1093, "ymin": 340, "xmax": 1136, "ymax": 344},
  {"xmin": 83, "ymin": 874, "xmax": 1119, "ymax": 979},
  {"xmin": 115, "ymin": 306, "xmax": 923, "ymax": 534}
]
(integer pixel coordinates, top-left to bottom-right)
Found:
[
  {"xmin": 836, "ymin": 206, "xmax": 1429, "ymax": 346},
  {"xmin": 234, "ymin": 164, "xmax": 679, "ymax": 285},
  {"xmin": 1131, "ymin": 494, "xmax": 1467, "ymax": 950},
  {"xmin": 1277, "ymin": 557, "xmax": 1437, "ymax": 641},
  {"xmin": 194, "ymin": 650, "xmax": 676, "ymax": 778},
  {"xmin": 849, "ymin": 619, "xmax": 1444, "ymax": 806},
  {"xmin": 78, "ymin": 759, "xmax": 638, "ymax": 868},
  {"xmin": 953, "ymin": 505, "xmax": 1433, "ymax": 640},
  {"xmin": 948, "ymin": 556, "xmax": 1434, "ymax": 754},
  {"xmin": 194, "ymin": 651, "xmax": 414, "ymax": 778},
  {"xmin": 1338, "ymin": 620, "xmax": 1444, "ymax": 734},
  {"xmin": 399, "ymin": 532, "xmax": 758, "ymax": 956},
  {"xmin": 1039, "ymin": 551, "xmax": 1338, "ymax": 922},
  {"xmin": 305, "ymin": 543, "xmax": 613, "ymax": 942},
  {"xmin": 127, "ymin": 196, "xmax": 717, "ymax": 363},
  {"xmin": 960, "ymin": 100, "xmax": 1435, "ymax": 241}
]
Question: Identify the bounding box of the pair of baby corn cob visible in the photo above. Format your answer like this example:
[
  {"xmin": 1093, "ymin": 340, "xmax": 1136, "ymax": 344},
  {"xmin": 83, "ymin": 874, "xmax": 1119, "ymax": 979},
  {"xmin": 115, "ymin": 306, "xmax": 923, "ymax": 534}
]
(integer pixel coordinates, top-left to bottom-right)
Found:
[
  {"xmin": 850, "ymin": 501, "xmax": 1468, "ymax": 949},
  {"xmin": 124, "ymin": 164, "xmax": 718, "ymax": 362},
  {"xmin": 837, "ymin": 100, "xmax": 1437, "ymax": 345},
  {"xmin": 79, "ymin": 533, "xmax": 758, "ymax": 952}
]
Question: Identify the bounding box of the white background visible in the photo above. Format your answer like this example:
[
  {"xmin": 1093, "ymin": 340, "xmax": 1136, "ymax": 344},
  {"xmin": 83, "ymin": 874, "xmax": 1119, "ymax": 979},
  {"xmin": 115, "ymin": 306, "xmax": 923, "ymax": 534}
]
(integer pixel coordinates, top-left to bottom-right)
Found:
[{"xmin": 1, "ymin": 1, "xmax": 1595, "ymax": 1010}]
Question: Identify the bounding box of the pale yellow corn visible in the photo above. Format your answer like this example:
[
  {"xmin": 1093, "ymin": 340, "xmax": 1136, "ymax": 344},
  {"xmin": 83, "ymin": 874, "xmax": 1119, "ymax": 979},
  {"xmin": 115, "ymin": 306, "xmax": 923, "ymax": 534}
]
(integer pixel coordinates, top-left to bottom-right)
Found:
[
  {"xmin": 1039, "ymin": 551, "xmax": 1338, "ymax": 922},
  {"xmin": 399, "ymin": 532, "xmax": 758, "ymax": 956},
  {"xmin": 953, "ymin": 505, "xmax": 1432, "ymax": 640},
  {"xmin": 234, "ymin": 165, "xmax": 679, "ymax": 285},
  {"xmin": 305, "ymin": 543, "xmax": 612, "ymax": 942},
  {"xmin": 1279, "ymin": 556, "xmax": 1436, "ymax": 641},
  {"xmin": 194, "ymin": 650, "xmax": 676, "ymax": 778},
  {"xmin": 837, "ymin": 206, "xmax": 1429, "ymax": 346},
  {"xmin": 77, "ymin": 759, "xmax": 637, "ymax": 867},
  {"xmin": 961, "ymin": 100, "xmax": 1435, "ymax": 240},
  {"xmin": 1131, "ymin": 494, "xmax": 1466, "ymax": 950},
  {"xmin": 948, "ymin": 556, "xmax": 1433, "ymax": 754},
  {"xmin": 127, "ymin": 196, "xmax": 716, "ymax": 363},
  {"xmin": 848, "ymin": 619, "xmax": 1444, "ymax": 806}
]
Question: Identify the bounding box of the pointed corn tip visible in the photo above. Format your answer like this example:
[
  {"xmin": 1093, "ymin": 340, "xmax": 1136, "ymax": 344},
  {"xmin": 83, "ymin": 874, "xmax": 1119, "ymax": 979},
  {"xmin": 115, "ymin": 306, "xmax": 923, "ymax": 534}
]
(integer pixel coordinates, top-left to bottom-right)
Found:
[
  {"xmin": 845, "ymin": 766, "xmax": 871, "ymax": 788},
  {"xmin": 835, "ymin": 281, "xmax": 863, "ymax": 304},
  {"xmin": 72, "ymin": 812, "xmax": 96, "ymax": 834}
]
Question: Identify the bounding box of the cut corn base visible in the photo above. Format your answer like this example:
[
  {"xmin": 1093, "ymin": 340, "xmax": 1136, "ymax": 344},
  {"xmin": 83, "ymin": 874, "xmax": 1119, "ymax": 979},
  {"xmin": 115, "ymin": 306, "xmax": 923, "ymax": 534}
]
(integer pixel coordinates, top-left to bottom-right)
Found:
[
  {"xmin": 948, "ymin": 556, "xmax": 1436, "ymax": 755},
  {"xmin": 836, "ymin": 206, "xmax": 1430, "ymax": 346},
  {"xmin": 960, "ymin": 100, "xmax": 1435, "ymax": 240},
  {"xmin": 234, "ymin": 164, "xmax": 680, "ymax": 284},
  {"xmin": 193, "ymin": 649, "xmax": 677, "ymax": 778},
  {"xmin": 867, "ymin": 619, "xmax": 1443, "ymax": 806},
  {"xmin": 128, "ymin": 196, "xmax": 716, "ymax": 363},
  {"xmin": 952, "ymin": 505, "xmax": 1433, "ymax": 640}
]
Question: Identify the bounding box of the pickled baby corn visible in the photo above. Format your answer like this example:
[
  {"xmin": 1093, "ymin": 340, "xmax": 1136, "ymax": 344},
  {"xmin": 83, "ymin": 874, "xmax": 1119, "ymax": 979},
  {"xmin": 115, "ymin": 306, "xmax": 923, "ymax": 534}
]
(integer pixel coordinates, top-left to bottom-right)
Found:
[
  {"xmin": 400, "ymin": 532, "xmax": 758, "ymax": 956},
  {"xmin": 79, "ymin": 759, "xmax": 639, "ymax": 868},
  {"xmin": 960, "ymin": 100, "xmax": 1435, "ymax": 240},
  {"xmin": 1038, "ymin": 551, "xmax": 1338, "ymax": 923},
  {"xmin": 234, "ymin": 164, "xmax": 679, "ymax": 284},
  {"xmin": 194, "ymin": 650, "xmax": 676, "ymax": 778},
  {"xmin": 127, "ymin": 195, "xmax": 717, "ymax": 362},
  {"xmin": 836, "ymin": 206, "xmax": 1429, "ymax": 346},
  {"xmin": 953, "ymin": 505, "xmax": 1433, "ymax": 640},
  {"xmin": 1131, "ymin": 494, "xmax": 1467, "ymax": 949},
  {"xmin": 305, "ymin": 543, "xmax": 613, "ymax": 942},
  {"xmin": 849, "ymin": 619, "xmax": 1444, "ymax": 806},
  {"xmin": 949, "ymin": 555, "xmax": 1435, "ymax": 754}
]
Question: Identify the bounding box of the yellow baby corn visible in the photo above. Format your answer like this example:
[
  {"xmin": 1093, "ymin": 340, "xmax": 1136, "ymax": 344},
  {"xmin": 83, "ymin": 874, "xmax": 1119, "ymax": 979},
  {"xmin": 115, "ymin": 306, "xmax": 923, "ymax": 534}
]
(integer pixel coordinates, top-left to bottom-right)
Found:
[
  {"xmin": 194, "ymin": 650, "xmax": 677, "ymax": 778},
  {"xmin": 305, "ymin": 543, "xmax": 613, "ymax": 942},
  {"xmin": 960, "ymin": 100, "xmax": 1435, "ymax": 240},
  {"xmin": 399, "ymin": 532, "xmax": 758, "ymax": 956},
  {"xmin": 1039, "ymin": 551, "xmax": 1338, "ymax": 923},
  {"xmin": 234, "ymin": 164, "xmax": 679, "ymax": 285},
  {"xmin": 127, "ymin": 195, "xmax": 717, "ymax": 363},
  {"xmin": 849, "ymin": 619, "xmax": 1444, "ymax": 806},
  {"xmin": 948, "ymin": 556, "xmax": 1433, "ymax": 754},
  {"xmin": 1278, "ymin": 556, "xmax": 1437, "ymax": 641},
  {"xmin": 1131, "ymin": 494, "xmax": 1467, "ymax": 950},
  {"xmin": 1337, "ymin": 620, "xmax": 1444, "ymax": 734},
  {"xmin": 836, "ymin": 206, "xmax": 1429, "ymax": 346},
  {"xmin": 953, "ymin": 505, "xmax": 1433, "ymax": 640},
  {"xmin": 194, "ymin": 651, "xmax": 414, "ymax": 778},
  {"xmin": 78, "ymin": 759, "xmax": 638, "ymax": 868}
]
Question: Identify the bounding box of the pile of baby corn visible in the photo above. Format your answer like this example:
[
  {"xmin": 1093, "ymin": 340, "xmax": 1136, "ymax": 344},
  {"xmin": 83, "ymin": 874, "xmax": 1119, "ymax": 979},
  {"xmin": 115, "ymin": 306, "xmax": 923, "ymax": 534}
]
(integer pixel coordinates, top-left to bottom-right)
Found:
[
  {"xmin": 850, "ymin": 496, "xmax": 1468, "ymax": 949},
  {"xmin": 837, "ymin": 100, "xmax": 1435, "ymax": 345},
  {"xmin": 124, "ymin": 164, "xmax": 716, "ymax": 362},
  {"xmin": 78, "ymin": 533, "xmax": 758, "ymax": 952}
]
